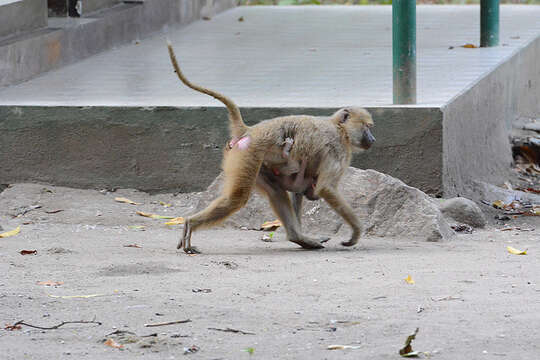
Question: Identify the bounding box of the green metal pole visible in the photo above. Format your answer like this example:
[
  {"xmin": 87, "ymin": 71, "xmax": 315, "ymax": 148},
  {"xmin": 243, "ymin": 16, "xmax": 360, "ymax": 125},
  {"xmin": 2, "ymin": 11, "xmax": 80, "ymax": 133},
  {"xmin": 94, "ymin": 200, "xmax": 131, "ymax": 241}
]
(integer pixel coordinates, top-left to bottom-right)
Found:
[
  {"xmin": 480, "ymin": 0, "xmax": 499, "ymax": 47},
  {"xmin": 392, "ymin": 0, "xmax": 416, "ymax": 104}
]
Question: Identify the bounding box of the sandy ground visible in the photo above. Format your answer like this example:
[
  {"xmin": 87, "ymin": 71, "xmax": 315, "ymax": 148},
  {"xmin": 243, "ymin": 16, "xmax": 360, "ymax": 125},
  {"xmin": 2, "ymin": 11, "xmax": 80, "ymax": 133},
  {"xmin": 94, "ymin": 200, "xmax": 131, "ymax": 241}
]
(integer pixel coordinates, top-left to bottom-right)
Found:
[{"xmin": 1, "ymin": 184, "xmax": 539, "ymax": 359}]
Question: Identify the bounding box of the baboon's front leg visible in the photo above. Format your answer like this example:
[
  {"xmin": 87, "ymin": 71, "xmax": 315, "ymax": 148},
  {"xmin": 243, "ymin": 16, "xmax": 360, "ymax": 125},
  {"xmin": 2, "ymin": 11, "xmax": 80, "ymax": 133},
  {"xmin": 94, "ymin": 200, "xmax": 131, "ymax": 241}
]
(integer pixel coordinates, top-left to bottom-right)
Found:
[{"xmin": 318, "ymin": 187, "xmax": 361, "ymax": 247}]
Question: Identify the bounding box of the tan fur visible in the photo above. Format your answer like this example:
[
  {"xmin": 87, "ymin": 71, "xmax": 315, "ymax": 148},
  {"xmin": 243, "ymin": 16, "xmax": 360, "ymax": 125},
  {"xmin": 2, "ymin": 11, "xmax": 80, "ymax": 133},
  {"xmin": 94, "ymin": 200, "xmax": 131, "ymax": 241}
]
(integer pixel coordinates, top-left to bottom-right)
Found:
[{"xmin": 168, "ymin": 44, "xmax": 375, "ymax": 253}]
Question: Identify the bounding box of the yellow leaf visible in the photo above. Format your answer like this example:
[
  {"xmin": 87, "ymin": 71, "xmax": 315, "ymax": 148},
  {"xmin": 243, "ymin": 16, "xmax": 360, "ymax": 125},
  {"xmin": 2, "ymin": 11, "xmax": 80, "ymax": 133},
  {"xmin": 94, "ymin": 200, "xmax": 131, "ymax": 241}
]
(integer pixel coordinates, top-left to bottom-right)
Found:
[
  {"xmin": 492, "ymin": 200, "xmax": 504, "ymax": 209},
  {"xmin": 159, "ymin": 201, "xmax": 172, "ymax": 207},
  {"xmin": 0, "ymin": 226, "xmax": 21, "ymax": 238},
  {"xmin": 104, "ymin": 338, "xmax": 124, "ymax": 349},
  {"xmin": 405, "ymin": 275, "xmax": 415, "ymax": 285},
  {"xmin": 260, "ymin": 219, "xmax": 282, "ymax": 231},
  {"xmin": 114, "ymin": 197, "xmax": 139, "ymax": 205},
  {"xmin": 165, "ymin": 217, "xmax": 185, "ymax": 225},
  {"xmin": 507, "ymin": 246, "xmax": 527, "ymax": 255},
  {"xmin": 136, "ymin": 211, "xmax": 174, "ymax": 220},
  {"xmin": 461, "ymin": 43, "xmax": 477, "ymax": 48}
]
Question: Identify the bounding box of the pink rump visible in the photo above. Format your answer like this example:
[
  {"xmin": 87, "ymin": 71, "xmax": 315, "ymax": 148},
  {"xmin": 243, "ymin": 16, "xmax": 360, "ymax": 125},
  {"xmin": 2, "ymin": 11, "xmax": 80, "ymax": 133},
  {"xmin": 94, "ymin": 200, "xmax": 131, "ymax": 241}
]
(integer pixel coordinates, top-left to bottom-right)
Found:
[{"xmin": 236, "ymin": 136, "xmax": 251, "ymax": 150}]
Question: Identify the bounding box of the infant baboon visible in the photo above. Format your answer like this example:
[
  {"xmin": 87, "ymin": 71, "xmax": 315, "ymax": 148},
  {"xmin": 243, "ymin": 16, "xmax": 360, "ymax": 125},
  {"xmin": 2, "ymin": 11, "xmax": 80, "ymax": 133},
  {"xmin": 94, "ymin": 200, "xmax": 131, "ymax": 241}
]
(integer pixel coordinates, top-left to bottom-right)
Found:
[{"xmin": 168, "ymin": 43, "xmax": 375, "ymax": 254}]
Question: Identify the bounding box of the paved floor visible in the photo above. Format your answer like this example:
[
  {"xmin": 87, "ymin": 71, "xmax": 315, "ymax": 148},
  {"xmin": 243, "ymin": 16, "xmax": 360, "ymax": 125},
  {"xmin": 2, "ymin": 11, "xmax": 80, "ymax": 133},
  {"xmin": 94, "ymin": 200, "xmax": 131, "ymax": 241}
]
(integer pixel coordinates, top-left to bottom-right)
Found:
[{"xmin": 0, "ymin": 5, "xmax": 539, "ymax": 107}]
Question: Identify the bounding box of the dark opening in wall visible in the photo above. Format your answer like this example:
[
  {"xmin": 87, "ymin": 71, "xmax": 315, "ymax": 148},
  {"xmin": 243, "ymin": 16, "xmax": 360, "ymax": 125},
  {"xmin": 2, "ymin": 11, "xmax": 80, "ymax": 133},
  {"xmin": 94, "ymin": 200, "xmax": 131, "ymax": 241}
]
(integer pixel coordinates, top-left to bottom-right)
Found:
[{"xmin": 47, "ymin": 0, "xmax": 80, "ymax": 17}]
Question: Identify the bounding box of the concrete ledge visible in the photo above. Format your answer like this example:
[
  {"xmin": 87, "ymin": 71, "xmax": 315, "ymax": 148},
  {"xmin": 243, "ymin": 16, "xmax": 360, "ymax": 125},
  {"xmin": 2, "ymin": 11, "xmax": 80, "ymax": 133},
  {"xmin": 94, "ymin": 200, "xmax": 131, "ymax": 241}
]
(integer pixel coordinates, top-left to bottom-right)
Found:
[
  {"xmin": 0, "ymin": 106, "xmax": 442, "ymax": 194},
  {"xmin": 0, "ymin": 0, "xmax": 236, "ymax": 87},
  {"xmin": 0, "ymin": 0, "xmax": 47, "ymax": 39}
]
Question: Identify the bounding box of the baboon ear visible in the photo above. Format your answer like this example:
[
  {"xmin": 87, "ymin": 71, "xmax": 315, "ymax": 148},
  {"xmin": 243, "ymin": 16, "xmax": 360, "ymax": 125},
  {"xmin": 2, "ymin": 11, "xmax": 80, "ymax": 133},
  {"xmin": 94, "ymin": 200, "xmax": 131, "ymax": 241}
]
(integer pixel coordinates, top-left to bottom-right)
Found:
[{"xmin": 339, "ymin": 109, "xmax": 350, "ymax": 123}]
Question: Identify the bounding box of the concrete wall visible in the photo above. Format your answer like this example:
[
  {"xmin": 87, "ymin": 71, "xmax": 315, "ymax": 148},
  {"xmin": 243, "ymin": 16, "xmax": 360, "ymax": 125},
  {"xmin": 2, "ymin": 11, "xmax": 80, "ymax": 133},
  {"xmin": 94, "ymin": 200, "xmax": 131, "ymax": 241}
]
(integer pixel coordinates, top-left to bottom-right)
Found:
[
  {"xmin": 0, "ymin": 0, "xmax": 237, "ymax": 87},
  {"xmin": 0, "ymin": 106, "xmax": 443, "ymax": 194},
  {"xmin": 0, "ymin": 0, "xmax": 47, "ymax": 39},
  {"xmin": 442, "ymin": 35, "xmax": 540, "ymax": 198},
  {"xmin": 516, "ymin": 36, "xmax": 540, "ymax": 120}
]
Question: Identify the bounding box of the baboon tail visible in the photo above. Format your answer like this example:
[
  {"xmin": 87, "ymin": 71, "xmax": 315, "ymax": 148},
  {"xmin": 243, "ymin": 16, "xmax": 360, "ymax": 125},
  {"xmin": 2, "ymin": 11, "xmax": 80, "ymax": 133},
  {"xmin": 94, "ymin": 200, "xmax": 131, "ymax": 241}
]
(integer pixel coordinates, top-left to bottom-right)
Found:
[{"xmin": 167, "ymin": 42, "xmax": 249, "ymax": 139}]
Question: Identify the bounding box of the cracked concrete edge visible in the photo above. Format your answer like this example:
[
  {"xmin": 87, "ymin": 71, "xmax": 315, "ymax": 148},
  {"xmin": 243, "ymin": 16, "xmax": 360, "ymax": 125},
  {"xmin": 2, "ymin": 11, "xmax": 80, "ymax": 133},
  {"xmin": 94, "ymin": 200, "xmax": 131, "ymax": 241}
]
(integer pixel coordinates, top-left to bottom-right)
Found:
[
  {"xmin": 0, "ymin": 106, "xmax": 443, "ymax": 194},
  {"xmin": 0, "ymin": 0, "xmax": 237, "ymax": 87}
]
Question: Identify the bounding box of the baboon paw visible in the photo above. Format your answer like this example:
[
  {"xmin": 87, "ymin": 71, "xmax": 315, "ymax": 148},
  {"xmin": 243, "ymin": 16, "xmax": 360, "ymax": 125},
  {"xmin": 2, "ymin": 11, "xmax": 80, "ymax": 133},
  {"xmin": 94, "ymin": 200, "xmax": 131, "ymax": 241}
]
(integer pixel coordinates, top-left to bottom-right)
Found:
[
  {"xmin": 184, "ymin": 246, "xmax": 201, "ymax": 254},
  {"xmin": 340, "ymin": 239, "xmax": 358, "ymax": 247},
  {"xmin": 290, "ymin": 238, "xmax": 325, "ymax": 250}
]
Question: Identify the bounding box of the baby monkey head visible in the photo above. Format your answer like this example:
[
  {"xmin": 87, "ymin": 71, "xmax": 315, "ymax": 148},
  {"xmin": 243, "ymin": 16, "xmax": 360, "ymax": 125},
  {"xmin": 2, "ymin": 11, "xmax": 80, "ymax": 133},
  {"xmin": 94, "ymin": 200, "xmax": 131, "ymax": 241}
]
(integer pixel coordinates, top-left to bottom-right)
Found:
[{"xmin": 333, "ymin": 107, "xmax": 375, "ymax": 151}]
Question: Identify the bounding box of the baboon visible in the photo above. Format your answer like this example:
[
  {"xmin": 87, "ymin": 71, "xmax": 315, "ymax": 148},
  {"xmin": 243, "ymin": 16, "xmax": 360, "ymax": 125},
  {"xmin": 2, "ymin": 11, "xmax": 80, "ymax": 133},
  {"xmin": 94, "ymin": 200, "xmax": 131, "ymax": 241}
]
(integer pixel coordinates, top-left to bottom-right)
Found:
[{"xmin": 168, "ymin": 43, "xmax": 375, "ymax": 254}]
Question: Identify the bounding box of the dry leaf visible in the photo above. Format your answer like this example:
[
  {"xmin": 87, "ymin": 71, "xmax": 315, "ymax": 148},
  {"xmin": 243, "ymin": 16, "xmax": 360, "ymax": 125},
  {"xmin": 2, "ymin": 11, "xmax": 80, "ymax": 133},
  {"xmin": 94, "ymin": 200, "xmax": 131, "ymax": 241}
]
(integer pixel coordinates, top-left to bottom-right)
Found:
[
  {"xmin": 461, "ymin": 43, "xmax": 477, "ymax": 48},
  {"xmin": 159, "ymin": 201, "xmax": 172, "ymax": 207},
  {"xmin": 104, "ymin": 338, "xmax": 124, "ymax": 349},
  {"xmin": 260, "ymin": 219, "xmax": 282, "ymax": 231},
  {"xmin": 115, "ymin": 197, "xmax": 139, "ymax": 205},
  {"xmin": 123, "ymin": 244, "xmax": 142, "ymax": 248},
  {"xmin": 45, "ymin": 209, "xmax": 64, "ymax": 214},
  {"xmin": 165, "ymin": 217, "xmax": 185, "ymax": 225},
  {"xmin": 405, "ymin": 275, "xmax": 415, "ymax": 285},
  {"xmin": 48, "ymin": 293, "xmax": 105, "ymax": 299},
  {"xmin": 327, "ymin": 344, "xmax": 361, "ymax": 350},
  {"xmin": 399, "ymin": 328, "xmax": 420, "ymax": 357},
  {"xmin": 20, "ymin": 249, "xmax": 37, "ymax": 255},
  {"xmin": 4, "ymin": 323, "xmax": 22, "ymax": 331},
  {"xmin": 37, "ymin": 281, "xmax": 64, "ymax": 286},
  {"xmin": 507, "ymin": 246, "xmax": 527, "ymax": 255},
  {"xmin": 136, "ymin": 211, "xmax": 174, "ymax": 220},
  {"xmin": 0, "ymin": 226, "xmax": 21, "ymax": 238}
]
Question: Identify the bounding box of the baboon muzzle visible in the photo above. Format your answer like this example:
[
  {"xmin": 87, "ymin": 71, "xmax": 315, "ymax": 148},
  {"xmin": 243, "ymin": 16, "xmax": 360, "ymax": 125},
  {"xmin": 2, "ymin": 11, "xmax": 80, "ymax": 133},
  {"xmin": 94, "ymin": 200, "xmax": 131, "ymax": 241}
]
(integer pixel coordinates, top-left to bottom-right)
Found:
[{"xmin": 361, "ymin": 129, "xmax": 375, "ymax": 149}]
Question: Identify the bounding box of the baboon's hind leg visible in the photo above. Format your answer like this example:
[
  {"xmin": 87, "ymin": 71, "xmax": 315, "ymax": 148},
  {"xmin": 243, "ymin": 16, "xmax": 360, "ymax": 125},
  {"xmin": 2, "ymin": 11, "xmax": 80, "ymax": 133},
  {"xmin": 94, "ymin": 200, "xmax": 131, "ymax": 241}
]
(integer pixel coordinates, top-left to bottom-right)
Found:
[{"xmin": 179, "ymin": 150, "xmax": 262, "ymax": 254}]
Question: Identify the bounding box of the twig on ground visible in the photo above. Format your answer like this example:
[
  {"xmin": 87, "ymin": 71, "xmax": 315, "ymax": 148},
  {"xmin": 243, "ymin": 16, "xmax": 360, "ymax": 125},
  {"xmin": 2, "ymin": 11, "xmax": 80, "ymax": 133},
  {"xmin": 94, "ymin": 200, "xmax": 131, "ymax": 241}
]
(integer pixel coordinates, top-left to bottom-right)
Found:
[
  {"xmin": 208, "ymin": 327, "xmax": 255, "ymax": 335},
  {"xmin": 144, "ymin": 319, "xmax": 191, "ymax": 327},
  {"xmin": 6, "ymin": 319, "xmax": 101, "ymax": 330}
]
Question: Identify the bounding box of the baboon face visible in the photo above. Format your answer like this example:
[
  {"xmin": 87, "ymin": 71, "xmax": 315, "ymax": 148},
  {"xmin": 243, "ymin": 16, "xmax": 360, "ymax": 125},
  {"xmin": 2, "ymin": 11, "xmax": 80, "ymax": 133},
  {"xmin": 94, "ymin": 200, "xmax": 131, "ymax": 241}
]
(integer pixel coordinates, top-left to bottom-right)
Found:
[{"xmin": 336, "ymin": 107, "xmax": 375, "ymax": 151}]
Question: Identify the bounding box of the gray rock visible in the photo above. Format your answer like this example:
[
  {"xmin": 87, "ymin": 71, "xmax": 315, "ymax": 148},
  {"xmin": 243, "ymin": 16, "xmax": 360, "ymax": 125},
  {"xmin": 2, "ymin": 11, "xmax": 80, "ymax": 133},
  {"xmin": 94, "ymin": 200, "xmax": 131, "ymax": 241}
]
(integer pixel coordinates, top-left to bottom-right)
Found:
[
  {"xmin": 470, "ymin": 181, "xmax": 540, "ymax": 205},
  {"xmin": 438, "ymin": 197, "xmax": 487, "ymax": 228},
  {"xmin": 194, "ymin": 167, "xmax": 454, "ymax": 242}
]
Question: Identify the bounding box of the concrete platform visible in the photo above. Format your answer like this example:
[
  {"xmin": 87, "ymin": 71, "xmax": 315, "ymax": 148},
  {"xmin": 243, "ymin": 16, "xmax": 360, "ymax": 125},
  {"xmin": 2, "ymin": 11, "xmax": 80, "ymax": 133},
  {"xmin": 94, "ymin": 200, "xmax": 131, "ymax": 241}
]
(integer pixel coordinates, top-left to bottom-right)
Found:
[{"xmin": 1, "ymin": 5, "xmax": 539, "ymax": 196}]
